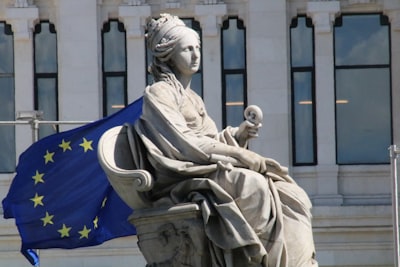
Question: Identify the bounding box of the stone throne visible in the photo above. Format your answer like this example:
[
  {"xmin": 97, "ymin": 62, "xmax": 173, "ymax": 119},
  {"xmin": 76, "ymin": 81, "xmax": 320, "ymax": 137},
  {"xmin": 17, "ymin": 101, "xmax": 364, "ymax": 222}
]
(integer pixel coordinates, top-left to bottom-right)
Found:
[{"xmin": 97, "ymin": 124, "xmax": 213, "ymax": 267}]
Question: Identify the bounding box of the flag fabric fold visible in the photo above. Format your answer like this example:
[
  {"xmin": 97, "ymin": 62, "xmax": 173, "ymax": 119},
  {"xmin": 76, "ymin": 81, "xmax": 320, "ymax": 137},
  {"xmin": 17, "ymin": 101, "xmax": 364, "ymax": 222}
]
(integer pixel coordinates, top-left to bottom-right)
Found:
[{"xmin": 2, "ymin": 97, "xmax": 143, "ymax": 265}]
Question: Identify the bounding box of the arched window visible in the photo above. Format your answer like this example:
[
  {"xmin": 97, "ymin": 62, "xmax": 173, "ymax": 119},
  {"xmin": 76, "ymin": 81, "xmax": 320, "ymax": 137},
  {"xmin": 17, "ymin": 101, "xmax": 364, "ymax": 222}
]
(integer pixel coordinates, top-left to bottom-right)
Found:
[
  {"xmin": 290, "ymin": 16, "xmax": 317, "ymax": 165},
  {"xmin": 34, "ymin": 21, "xmax": 58, "ymax": 139},
  {"xmin": 102, "ymin": 20, "xmax": 127, "ymax": 116},
  {"xmin": 334, "ymin": 14, "xmax": 392, "ymax": 164},
  {"xmin": 221, "ymin": 17, "xmax": 247, "ymax": 127},
  {"xmin": 0, "ymin": 22, "xmax": 15, "ymax": 172}
]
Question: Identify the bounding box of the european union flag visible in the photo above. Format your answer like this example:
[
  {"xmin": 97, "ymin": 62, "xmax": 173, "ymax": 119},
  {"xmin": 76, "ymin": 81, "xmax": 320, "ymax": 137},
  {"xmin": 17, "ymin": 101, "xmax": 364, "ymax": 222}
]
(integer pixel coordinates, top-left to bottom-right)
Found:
[{"xmin": 2, "ymin": 97, "xmax": 143, "ymax": 265}]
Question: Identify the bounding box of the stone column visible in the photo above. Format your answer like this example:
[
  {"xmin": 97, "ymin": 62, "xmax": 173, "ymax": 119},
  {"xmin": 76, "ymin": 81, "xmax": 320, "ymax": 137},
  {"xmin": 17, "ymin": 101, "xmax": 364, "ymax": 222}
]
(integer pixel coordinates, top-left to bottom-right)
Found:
[
  {"xmin": 119, "ymin": 4, "xmax": 151, "ymax": 102},
  {"xmin": 195, "ymin": 4, "xmax": 227, "ymax": 129},
  {"xmin": 246, "ymin": 0, "xmax": 290, "ymax": 165},
  {"xmin": 6, "ymin": 4, "xmax": 39, "ymax": 155},
  {"xmin": 55, "ymin": 0, "xmax": 100, "ymax": 126},
  {"xmin": 307, "ymin": 1, "xmax": 343, "ymax": 205}
]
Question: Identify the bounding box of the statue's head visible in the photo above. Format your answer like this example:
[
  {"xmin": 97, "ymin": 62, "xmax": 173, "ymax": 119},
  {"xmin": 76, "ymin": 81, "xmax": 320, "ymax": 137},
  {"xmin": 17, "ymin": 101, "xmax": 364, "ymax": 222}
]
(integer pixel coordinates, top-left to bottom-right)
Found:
[{"xmin": 146, "ymin": 13, "xmax": 199, "ymax": 64}]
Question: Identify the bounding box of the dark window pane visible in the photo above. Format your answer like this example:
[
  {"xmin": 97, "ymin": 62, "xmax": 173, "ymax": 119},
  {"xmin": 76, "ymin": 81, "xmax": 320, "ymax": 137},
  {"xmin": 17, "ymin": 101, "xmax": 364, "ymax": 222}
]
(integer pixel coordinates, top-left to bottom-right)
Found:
[
  {"xmin": 102, "ymin": 20, "xmax": 127, "ymax": 117},
  {"xmin": 105, "ymin": 77, "xmax": 125, "ymax": 115},
  {"xmin": 222, "ymin": 18, "xmax": 247, "ymax": 128},
  {"xmin": 103, "ymin": 21, "xmax": 126, "ymax": 72},
  {"xmin": 0, "ymin": 22, "xmax": 15, "ymax": 172},
  {"xmin": 226, "ymin": 74, "xmax": 244, "ymax": 103},
  {"xmin": 182, "ymin": 18, "xmax": 203, "ymax": 97},
  {"xmin": 0, "ymin": 23, "xmax": 13, "ymax": 74},
  {"xmin": 290, "ymin": 16, "xmax": 316, "ymax": 165},
  {"xmin": 335, "ymin": 14, "xmax": 389, "ymax": 66},
  {"xmin": 0, "ymin": 77, "xmax": 15, "ymax": 172},
  {"xmin": 223, "ymin": 18, "xmax": 245, "ymax": 69},
  {"xmin": 37, "ymin": 78, "xmax": 57, "ymax": 138},
  {"xmin": 226, "ymin": 105, "xmax": 244, "ymax": 128},
  {"xmin": 34, "ymin": 22, "xmax": 58, "ymax": 139},
  {"xmin": 0, "ymin": 124, "xmax": 15, "ymax": 172},
  {"xmin": 225, "ymin": 74, "xmax": 244, "ymax": 127},
  {"xmin": 191, "ymin": 72, "xmax": 202, "ymax": 96},
  {"xmin": 293, "ymin": 72, "xmax": 315, "ymax": 163},
  {"xmin": 336, "ymin": 68, "xmax": 391, "ymax": 164},
  {"xmin": 0, "ymin": 77, "xmax": 14, "ymax": 120},
  {"xmin": 290, "ymin": 17, "xmax": 313, "ymax": 67},
  {"xmin": 35, "ymin": 22, "xmax": 57, "ymax": 73}
]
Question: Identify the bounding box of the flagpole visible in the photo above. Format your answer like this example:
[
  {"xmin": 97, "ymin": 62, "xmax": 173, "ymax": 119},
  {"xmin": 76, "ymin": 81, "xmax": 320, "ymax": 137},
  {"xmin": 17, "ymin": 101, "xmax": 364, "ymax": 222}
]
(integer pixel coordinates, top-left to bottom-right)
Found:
[
  {"xmin": 390, "ymin": 145, "xmax": 400, "ymax": 267},
  {"xmin": 25, "ymin": 112, "xmax": 41, "ymax": 267}
]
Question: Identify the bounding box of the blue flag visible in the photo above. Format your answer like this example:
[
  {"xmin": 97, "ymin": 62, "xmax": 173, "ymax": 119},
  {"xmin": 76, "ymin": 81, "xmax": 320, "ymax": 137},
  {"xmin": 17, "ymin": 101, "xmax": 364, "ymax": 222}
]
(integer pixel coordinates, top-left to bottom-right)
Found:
[{"xmin": 2, "ymin": 97, "xmax": 143, "ymax": 265}]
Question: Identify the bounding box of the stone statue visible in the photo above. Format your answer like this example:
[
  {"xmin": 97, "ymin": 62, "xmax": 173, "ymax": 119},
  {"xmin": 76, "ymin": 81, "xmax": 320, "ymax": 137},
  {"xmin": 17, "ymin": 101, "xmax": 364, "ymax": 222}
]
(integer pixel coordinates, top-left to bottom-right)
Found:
[{"xmin": 98, "ymin": 13, "xmax": 318, "ymax": 267}]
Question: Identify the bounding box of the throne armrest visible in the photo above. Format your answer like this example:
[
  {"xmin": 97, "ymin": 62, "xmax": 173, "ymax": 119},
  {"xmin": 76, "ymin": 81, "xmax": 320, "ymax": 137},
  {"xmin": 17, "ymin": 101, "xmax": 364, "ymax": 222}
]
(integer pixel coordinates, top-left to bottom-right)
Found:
[{"xmin": 98, "ymin": 125, "xmax": 154, "ymax": 209}]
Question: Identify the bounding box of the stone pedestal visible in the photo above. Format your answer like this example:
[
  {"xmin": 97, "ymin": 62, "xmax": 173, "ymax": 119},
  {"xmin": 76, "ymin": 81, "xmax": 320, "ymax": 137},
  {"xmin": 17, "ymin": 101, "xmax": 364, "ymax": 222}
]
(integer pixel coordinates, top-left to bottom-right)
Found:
[{"xmin": 129, "ymin": 203, "xmax": 210, "ymax": 267}]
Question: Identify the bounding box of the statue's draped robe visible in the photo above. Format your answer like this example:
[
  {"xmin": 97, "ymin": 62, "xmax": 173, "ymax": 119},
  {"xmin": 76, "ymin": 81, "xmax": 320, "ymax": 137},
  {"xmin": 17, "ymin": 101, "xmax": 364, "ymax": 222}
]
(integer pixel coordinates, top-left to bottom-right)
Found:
[{"xmin": 133, "ymin": 81, "xmax": 318, "ymax": 267}]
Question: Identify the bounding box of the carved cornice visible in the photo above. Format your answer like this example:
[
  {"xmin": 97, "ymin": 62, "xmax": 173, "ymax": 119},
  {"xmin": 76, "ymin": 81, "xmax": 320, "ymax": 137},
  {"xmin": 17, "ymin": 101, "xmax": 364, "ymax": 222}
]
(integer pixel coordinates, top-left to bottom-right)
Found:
[
  {"xmin": 5, "ymin": 5, "xmax": 39, "ymax": 41},
  {"xmin": 118, "ymin": 4, "xmax": 151, "ymax": 38},
  {"xmin": 307, "ymin": 1, "xmax": 341, "ymax": 34},
  {"xmin": 12, "ymin": 0, "xmax": 33, "ymax": 8},
  {"xmin": 348, "ymin": 0, "xmax": 376, "ymax": 4},
  {"xmin": 194, "ymin": 3, "xmax": 227, "ymax": 37},
  {"xmin": 162, "ymin": 1, "xmax": 181, "ymax": 9},
  {"xmin": 123, "ymin": 0, "xmax": 145, "ymax": 5},
  {"xmin": 202, "ymin": 0, "xmax": 221, "ymax": 4},
  {"xmin": 385, "ymin": 9, "xmax": 400, "ymax": 31}
]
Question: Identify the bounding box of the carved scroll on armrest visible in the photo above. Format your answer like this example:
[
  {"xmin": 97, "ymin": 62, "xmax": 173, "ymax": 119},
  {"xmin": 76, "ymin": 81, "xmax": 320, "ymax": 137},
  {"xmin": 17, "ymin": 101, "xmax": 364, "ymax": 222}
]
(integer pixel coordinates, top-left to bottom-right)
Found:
[{"xmin": 98, "ymin": 125, "xmax": 154, "ymax": 209}]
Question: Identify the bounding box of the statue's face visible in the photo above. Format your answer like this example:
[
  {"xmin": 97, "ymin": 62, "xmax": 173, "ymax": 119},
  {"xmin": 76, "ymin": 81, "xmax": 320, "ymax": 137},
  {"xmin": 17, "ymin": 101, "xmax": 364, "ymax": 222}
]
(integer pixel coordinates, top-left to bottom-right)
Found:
[{"xmin": 169, "ymin": 31, "xmax": 201, "ymax": 77}]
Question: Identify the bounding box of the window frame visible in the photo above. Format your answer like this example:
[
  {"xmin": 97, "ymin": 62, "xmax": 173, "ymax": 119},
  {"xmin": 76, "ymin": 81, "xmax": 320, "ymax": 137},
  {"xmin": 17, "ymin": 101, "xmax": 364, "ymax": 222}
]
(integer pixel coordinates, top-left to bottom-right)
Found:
[
  {"xmin": 290, "ymin": 16, "xmax": 317, "ymax": 166},
  {"xmin": 221, "ymin": 16, "xmax": 248, "ymax": 128},
  {"xmin": 33, "ymin": 20, "xmax": 59, "ymax": 138},
  {"xmin": 0, "ymin": 21, "xmax": 15, "ymax": 173},
  {"xmin": 333, "ymin": 13, "xmax": 393, "ymax": 165},
  {"xmin": 101, "ymin": 19, "xmax": 128, "ymax": 117}
]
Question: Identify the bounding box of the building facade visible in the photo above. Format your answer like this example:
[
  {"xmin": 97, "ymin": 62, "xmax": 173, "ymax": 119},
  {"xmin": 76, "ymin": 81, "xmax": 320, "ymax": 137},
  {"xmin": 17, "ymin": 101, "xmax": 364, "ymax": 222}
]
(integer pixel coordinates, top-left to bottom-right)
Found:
[{"xmin": 0, "ymin": 0, "xmax": 399, "ymax": 266}]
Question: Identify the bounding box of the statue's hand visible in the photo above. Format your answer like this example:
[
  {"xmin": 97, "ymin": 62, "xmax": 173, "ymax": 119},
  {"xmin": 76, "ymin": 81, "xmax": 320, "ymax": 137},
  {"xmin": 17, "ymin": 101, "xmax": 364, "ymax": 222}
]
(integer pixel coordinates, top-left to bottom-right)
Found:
[
  {"xmin": 235, "ymin": 105, "xmax": 263, "ymax": 147},
  {"xmin": 235, "ymin": 120, "xmax": 262, "ymax": 147},
  {"xmin": 236, "ymin": 150, "xmax": 268, "ymax": 173},
  {"xmin": 234, "ymin": 149, "xmax": 289, "ymax": 176}
]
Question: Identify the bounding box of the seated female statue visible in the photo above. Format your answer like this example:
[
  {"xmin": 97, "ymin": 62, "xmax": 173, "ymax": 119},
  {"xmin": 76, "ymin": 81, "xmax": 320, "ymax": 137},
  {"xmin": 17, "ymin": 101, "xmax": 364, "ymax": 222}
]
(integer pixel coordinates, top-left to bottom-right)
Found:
[{"xmin": 133, "ymin": 13, "xmax": 318, "ymax": 267}]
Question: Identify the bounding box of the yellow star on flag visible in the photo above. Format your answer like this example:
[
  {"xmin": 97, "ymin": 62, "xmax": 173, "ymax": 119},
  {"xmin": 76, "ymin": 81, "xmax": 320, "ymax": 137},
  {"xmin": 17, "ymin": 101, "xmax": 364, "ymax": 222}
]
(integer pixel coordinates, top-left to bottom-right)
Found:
[
  {"xmin": 59, "ymin": 139, "xmax": 72, "ymax": 152},
  {"xmin": 79, "ymin": 137, "xmax": 93, "ymax": 152},
  {"xmin": 32, "ymin": 170, "xmax": 45, "ymax": 185},
  {"xmin": 44, "ymin": 150, "xmax": 55, "ymax": 164},
  {"xmin": 30, "ymin": 193, "xmax": 44, "ymax": 208},
  {"xmin": 101, "ymin": 197, "xmax": 107, "ymax": 208},
  {"xmin": 58, "ymin": 224, "xmax": 72, "ymax": 238},
  {"xmin": 41, "ymin": 211, "xmax": 54, "ymax": 226},
  {"xmin": 78, "ymin": 225, "xmax": 91, "ymax": 239},
  {"xmin": 93, "ymin": 216, "xmax": 99, "ymax": 229}
]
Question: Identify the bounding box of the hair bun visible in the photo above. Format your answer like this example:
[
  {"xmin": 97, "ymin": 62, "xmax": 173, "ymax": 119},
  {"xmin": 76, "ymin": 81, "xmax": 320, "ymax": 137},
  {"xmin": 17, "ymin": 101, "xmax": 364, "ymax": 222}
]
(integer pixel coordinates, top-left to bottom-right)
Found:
[{"xmin": 145, "ymin": 13, "xmax": 186, "ymax": 51}]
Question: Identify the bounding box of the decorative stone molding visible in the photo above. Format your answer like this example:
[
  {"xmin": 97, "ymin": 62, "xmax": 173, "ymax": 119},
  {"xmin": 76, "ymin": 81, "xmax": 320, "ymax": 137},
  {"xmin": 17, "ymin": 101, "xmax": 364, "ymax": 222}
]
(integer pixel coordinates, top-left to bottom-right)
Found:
[
  {"xmin": 5, "ymin": 5, "xmax": 39, "ymax": 41},
  {"xmin": 203, "ymin": 0, "xmax": 221, "ymax": 4},
  {"xmin": 386, "ymin": 10, "xmax": 400, "ymax": 31},
  {"xmin": 13, "ymin": 0, "xmax": 31, "ymax": 8},
  {"xmin": 118, "ymin": 4, "xmax": 151, "ymax": 38},
  {"xmin": 162, "ymin": 2, "xmax": 181, "ymax": 9},
  {"xmin": 348, "ymin": 0, "xmax": 376, "ymax": 4},
  {"xmin": 195, "ymin": 4, "xmax": 227, "ymax": 37},
  {"xmin": 124, "ymin": 0, "xmax": 144, "ymax": 6},
  {"xmin": 307, "ymin": 1, "xmax": 340, "ymax": 33}
]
